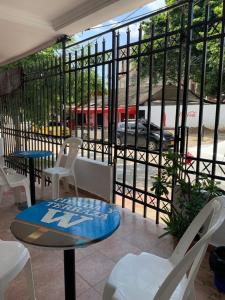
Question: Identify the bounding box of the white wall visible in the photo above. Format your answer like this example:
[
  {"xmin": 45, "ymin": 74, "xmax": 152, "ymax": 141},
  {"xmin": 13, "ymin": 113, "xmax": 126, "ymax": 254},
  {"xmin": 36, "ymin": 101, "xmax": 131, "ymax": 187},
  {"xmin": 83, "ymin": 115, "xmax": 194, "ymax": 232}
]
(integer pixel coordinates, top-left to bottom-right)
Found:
[
  {"xmin": 61, "ymin": 155, "xmax": 113, "ymax": 202},
  {"xmin": 139, "ymin": 104, "xmax": 225, "ymax": 129}
]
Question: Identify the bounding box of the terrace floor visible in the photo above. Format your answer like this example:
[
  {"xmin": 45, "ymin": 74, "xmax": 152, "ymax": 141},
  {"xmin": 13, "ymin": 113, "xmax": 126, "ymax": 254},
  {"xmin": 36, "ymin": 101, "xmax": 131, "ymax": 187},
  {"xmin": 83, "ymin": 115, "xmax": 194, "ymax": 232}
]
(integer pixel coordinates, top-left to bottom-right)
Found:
[{"xmin": 1, "ymin": 184, "xmax": 225, "ymax": 300}]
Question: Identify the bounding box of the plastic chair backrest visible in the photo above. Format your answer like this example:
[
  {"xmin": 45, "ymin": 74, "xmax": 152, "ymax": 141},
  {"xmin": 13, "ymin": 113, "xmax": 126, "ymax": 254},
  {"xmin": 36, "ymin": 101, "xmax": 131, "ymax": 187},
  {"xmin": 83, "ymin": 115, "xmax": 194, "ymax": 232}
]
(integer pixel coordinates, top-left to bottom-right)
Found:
[
  {"xmin": 0, "ymin": 138, "xmax": 4, "ymax": 167},
  {"xmin": 154, "ymin": 196, "xmax": 225, "ymax": 300},
  {"xmin": 0, "ymin": 138, "xmax": 4, "ymax": 157},
  {"xmin": 0, "ymin": 167, "xmax": 10, "ymax": 186},
  {"xmin": 55, "ymin": 137, "xmax": 82, "ymax": 170}
]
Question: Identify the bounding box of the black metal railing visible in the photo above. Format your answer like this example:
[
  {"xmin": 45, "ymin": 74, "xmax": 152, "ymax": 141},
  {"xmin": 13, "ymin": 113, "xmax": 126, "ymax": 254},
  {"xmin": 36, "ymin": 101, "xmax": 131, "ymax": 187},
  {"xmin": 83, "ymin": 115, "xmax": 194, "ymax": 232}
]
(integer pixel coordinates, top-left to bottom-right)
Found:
[{"xmin": 0, "ymin": 0, "xmax": 225, "ymax": 223}]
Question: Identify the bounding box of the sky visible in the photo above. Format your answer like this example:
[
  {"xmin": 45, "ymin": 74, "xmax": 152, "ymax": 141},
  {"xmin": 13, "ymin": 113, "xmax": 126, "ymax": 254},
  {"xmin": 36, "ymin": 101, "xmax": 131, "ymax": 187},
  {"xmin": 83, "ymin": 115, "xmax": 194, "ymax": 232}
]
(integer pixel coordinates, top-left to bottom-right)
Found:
[{"xmin": 73, "ymin": 0, "xmax": 166, "ymax": 48}]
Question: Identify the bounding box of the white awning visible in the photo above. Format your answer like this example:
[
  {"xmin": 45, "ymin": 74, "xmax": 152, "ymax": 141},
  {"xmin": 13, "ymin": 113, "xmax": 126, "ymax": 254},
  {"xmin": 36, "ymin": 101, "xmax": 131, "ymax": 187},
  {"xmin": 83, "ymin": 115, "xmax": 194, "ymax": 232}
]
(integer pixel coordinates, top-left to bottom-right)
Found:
[{"xmin": 0, "ymin": 0, "xmax": 154, "ymax": 66}]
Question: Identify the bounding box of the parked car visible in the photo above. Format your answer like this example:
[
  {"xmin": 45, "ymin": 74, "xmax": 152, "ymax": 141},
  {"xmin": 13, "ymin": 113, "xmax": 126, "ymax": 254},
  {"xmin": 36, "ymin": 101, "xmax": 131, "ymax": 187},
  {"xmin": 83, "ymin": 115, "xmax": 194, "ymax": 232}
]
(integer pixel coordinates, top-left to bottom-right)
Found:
[
  {"xmin": 32, "ymin": 121, "xmax": 70, "ymax": 137},
  {"xmin": 116, "ymin": 120, "xmax": 174, "ymax": 151}
]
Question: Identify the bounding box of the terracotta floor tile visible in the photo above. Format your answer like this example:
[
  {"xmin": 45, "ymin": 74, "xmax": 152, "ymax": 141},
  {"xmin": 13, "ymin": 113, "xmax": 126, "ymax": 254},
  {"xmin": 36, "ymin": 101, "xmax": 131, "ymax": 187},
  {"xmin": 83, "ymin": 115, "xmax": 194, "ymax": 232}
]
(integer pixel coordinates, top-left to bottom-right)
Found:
[
  {"xmin": 34, "ymin": 268, "xmax": 90, "ymax": 299},
  {"xmin": 28, "ymin": 245, "xmax": 63, "ymax": 260},
  {"xmin": 120, "ymin": 228, "xmax": 159, "ymax": 251},
  {"xmin": 77, "ymin": 287, "xmax": 101, "ymax": 300},
  {"xmin": 32, "ymin": 250, "xmax": 63, "ymax": 275},
  {"xmin": 96, "ymin": 235, "xmax": 141, "ymax": 262},
  {"xmin": 75, "ymin": 244, "xmax": 98, "ymax": 261},
  {"xmin": 35, "ymin": 279, "xmax": 65, "ymax": 300},
  {"xmin": 75, "ymin": 274, "xmax": 92, "ymax": 297},
  {"xmin": 76, "ymin": 251, "xmax": 115, "ymax": 286},
  {"xmin": 1, "ymin": 184, "xmax": 225, "ymax": 299},
  {"xmin": 94, "ymin": 277, "xmax": 108, "ymax": 297},
  {"xmin": 5, "ymin": 271, "xmax": 30, "ymax": 300}
]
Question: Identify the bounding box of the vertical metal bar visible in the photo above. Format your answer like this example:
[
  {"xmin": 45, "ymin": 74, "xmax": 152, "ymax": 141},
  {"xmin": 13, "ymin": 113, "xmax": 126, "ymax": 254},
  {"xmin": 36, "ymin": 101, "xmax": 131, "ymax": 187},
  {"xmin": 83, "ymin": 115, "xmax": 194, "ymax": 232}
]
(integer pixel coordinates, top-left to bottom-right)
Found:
[
  {"xmin": 196, "ymin": 3, "xmax": 209, "ymax": 178},
  {"xmin": 132, "ymin": 26, "xmax": 142, "ymax": 214},
  {"xmin": 180, "ymin": 0, "xmax": 194, "ymax": 154},
  {"xmin": 174, "ymin": 9, "xmax": 185, "ymax": 154},
  {"xmin": 102, "ymin": 39, "xmax": 106, "ymax": 162},
  {"xmin": 122, "ymin": 28, "xmax": 130, "ymax": 208},
  {"xmin": 47, "ymin": 60, "xmax": 51, "ymax": 170},
  {"xmin": 43, "ymin": 60, "xmax": 47, "ymax": 174},
  {"xmin": 212, "ymin": 0, "xmax": 225, "ymax": 178},
  {"xmin": 59, "ymin": 56, "xmax": 63, "ymax": 143},
  {"xmin": 28, "ymin": 70, "xmax": 31, "ymax": 155},
  {"xmin": 156, "ymin": 14, "xmax": 169, "ymax": 224},
  {"xmin": 143, "ymin": 23, "xmax": 154, "ymax": 218},
  {"xmin": 171, "ymin": 8, "xmax": 185, "ymax": 207},
  {"xmin": 81, "ymin": 47, "xmax": 84, "ymax": 156},
  {"xmin": 112, "ymin": 29, "xmax": 118, "ymax": 204},
  {"xmin": 57, "ymin": 57, "xmax": 61, "ymax": 147},
  {"xmin": 34, "ymin": 63, "xmax": 38, "ymax": 155},
  {"xmin": 29, "ymin": 158, "xmax": 36, "ymax": 205},
  {"xmin": 87, "ymin": 44, "xmax": 91, "ymax": 158},
  {"xmin": 54, "ymin": 57, "xmax": 59, "ymax": 162},
  {"xmin": 68, "ymin": 53, "xmax": 72, "ymax": 137},
  {"xmin": 108, "ymin": 62, "xmax": 112, "ymax": 164},
  {"xmin": 38, "ymin": 64, "xmax": 42, "ymax": 174},
  {"xmin": 22, "ymin": 70, "xmax": 27, "ymax": 155},
  {"xmin": 74, "ymin": 51, "xmax": 78, "ymax": 138},
  {"xmin": 64, "ymin": 250, "xmax": 75, "ymax": 300},
  {"xmin": 50, "ymin": 58, "xmax": 54, "ymax": 168},
  {"xmin": 62, "ymin": 38, "xmax": 67, "ymax": 139},
  {"xmin": 94, "ymin": 42, "xmax": 98, "ymax": 160}
]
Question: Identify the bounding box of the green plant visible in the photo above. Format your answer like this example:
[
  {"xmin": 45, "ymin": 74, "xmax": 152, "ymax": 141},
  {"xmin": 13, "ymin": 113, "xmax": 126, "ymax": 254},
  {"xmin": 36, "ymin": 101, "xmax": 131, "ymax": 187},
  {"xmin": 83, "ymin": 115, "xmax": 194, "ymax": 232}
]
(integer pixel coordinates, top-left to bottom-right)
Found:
[{"xmin": 151, "ymin": 150, "xmax": 222, "ymax": 239}]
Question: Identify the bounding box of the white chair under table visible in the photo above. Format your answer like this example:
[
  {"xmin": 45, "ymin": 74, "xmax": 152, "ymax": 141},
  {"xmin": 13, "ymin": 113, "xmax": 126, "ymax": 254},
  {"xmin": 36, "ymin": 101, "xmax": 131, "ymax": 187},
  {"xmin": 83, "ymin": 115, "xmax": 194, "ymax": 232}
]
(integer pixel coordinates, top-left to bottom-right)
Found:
[
  {"xmin": 0, "ymin": 138, "xmax": 4, "ymax": 167},
  {"xmin": 0, "ymin": 240, "xmax": 35, "ymax": 299},
  {"xmin": 41, "ymin": 137, "xmax": 82, "ymax": 199},
  {"xmin": 0, "ymin": 167, "xmax": 31, "ymax": 207},
  {"xmin": 103, "ymin": 196, "xmax": 225, "ymax": 300}
]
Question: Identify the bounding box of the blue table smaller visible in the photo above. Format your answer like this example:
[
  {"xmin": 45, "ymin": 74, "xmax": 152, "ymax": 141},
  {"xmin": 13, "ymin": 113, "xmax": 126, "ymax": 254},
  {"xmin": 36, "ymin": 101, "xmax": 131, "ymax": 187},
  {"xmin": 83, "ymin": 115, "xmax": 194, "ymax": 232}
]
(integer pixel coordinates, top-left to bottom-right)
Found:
[
  {"xmin": 14, "ymin": 150, "xmax": 53, "ymax": 205},
  {"xmin": 11, "ymin": 197, "xmax": 120, "ymax": 300}
]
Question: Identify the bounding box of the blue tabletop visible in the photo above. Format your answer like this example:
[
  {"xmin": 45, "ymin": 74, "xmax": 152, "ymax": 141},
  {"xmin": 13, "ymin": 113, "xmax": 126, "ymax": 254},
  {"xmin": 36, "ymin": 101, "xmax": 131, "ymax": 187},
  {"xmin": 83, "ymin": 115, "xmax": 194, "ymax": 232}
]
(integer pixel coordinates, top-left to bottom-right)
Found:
[
  {"xmin": 12, "ymin": 197, "xmax": 120, "ymax": 248},
  {"xmin": 14, "ymin": 150, "xmax": 53, "ymax": 159}
]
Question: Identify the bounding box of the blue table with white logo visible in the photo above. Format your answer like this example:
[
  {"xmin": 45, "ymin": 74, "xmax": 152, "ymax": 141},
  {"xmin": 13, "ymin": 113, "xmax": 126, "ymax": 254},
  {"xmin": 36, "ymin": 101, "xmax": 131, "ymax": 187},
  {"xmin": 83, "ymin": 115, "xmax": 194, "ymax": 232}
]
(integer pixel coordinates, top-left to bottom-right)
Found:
[
  {"xmin": 11, "ymin": 197, "xmax": 120, "ymax": 300},
  {"xmin": 13, "ymin": 150, "xmax": 53, "ymax": 205}
]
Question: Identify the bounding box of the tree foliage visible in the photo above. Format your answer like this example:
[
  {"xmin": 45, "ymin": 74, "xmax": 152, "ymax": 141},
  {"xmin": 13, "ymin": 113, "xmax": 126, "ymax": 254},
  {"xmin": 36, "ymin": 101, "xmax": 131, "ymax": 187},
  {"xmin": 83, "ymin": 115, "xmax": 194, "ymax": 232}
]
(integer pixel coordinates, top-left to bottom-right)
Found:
[{"xmin": 140, "ymin": 0, "xmax": 224, "ymax": 97}]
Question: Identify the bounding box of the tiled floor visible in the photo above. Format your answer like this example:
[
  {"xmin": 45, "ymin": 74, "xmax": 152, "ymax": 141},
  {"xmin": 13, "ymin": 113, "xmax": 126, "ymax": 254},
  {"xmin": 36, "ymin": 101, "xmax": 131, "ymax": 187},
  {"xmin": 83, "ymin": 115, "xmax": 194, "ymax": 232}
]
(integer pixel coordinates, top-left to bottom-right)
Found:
[{"xmin": 1, "ymin": 184, "xmax": 225, "ymax": 300}]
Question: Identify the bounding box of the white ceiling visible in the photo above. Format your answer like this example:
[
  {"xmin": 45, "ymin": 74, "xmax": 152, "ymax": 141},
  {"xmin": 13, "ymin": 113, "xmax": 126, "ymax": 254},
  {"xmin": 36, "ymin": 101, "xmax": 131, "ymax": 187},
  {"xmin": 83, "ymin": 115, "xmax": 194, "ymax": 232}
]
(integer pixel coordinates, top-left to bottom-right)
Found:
[{"xmin": 0, "ymin": 0, "xmax": 154, "ymax": 66}]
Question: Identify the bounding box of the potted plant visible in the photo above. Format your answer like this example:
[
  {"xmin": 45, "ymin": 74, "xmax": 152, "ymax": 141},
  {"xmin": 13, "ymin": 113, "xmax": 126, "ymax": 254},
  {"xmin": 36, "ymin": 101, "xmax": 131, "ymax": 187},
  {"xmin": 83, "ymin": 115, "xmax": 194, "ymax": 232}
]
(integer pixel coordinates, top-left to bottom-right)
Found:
[{"xmin": 151, "ymin": 150, "xmax": 222, "ymax": 240}]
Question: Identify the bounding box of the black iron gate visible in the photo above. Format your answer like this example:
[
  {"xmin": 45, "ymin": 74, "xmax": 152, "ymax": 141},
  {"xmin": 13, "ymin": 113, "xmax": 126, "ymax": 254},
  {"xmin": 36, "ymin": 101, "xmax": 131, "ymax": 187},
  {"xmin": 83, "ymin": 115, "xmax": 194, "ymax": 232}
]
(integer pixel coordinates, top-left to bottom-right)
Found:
[
  {"xmin": 111, "ymin": 0, "xmax": 225, "ymax": 223},
  {"xmin": 0, "ymin": 0, "xmax": 225, "ymax": 223}
]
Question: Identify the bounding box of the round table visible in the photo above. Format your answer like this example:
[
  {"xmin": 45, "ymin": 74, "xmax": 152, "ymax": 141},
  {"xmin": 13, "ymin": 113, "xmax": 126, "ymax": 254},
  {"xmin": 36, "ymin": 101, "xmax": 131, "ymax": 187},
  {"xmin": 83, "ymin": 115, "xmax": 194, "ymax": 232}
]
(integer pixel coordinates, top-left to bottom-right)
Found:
[
  {"xmin": 11, "ymin": 197, "xmax": 120, "ymax": 300},
  {"xmin": 13, "ymin": 150, "xmax": 53, "ymax": 205}
]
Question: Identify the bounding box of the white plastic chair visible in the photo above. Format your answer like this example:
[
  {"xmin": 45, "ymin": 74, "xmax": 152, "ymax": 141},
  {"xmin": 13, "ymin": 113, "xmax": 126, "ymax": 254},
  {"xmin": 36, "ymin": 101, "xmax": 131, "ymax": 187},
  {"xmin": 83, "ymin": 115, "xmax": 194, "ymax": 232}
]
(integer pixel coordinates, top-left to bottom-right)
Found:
[
  {"xmin": 41, "ymin": 137, "xmax": 82, "ymax": 199},
  {"xmin": 0, "ymin": 167, "xmax": 31, "ymax": 207},
  {"xmin": 0, "ymin": 240, "xmax": 35, "ymax": 299},
  {"xmin": 103, "ymin": 196, "xmax": 225, "ymax": 300},
  {"xmin": 0, "ymin": 138, "xmax": 4, "ymax": 167}
]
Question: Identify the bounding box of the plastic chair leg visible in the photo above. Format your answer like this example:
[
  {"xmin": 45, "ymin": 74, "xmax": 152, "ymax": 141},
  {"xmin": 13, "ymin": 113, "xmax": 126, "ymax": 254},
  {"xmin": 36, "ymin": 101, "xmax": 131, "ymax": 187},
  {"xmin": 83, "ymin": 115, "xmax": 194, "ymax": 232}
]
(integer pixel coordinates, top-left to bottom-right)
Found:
[
  {"xmin": 13, "ymin": 186, "xmax": 22, "ymax": 205},
  {"xmin": 24, "ymin": 182, "xmax": 31, "ymax": 207},
  {"xmin": 41, "ymin": 175, "xmax": 45, "ymax": 198},
  {"xmin": 51, "ymin": 175, "xmax": 59, "ymax": 199},
  {"xmin": 73, "ymin": 175, "xmax": 78, "ymax": 196},
  {"xmin": 24, "ymin": 259, "xmax": 36, "ymax": 300}
]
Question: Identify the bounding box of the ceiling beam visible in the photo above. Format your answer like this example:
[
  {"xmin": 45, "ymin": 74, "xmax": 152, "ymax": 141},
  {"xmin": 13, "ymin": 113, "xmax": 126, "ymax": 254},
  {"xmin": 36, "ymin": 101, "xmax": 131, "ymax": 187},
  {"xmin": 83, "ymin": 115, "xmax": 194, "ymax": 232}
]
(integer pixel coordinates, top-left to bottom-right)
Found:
[
  {"xmin": 0, "ymin": 4, "xmax": 52, "ymax": 31},
  {"xmin": 53, "ymin": 0, "xmax": 153, "ymax": 33},
  {"xmin": 53, "ymin": 0, "xmax": 118, "ymax": 31},
  {"xmin": 0, "ymin": 36, "xmax": 62, "ymax": 67}
]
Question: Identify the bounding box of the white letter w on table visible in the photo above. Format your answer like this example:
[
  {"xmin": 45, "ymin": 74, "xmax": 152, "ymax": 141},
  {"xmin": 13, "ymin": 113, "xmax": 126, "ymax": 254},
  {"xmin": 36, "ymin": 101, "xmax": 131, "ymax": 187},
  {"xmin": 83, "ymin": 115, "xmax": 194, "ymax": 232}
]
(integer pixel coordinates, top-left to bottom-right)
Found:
[{"xmin": 41, "ymin": 208, "xmax": 93, "ymax": 228}]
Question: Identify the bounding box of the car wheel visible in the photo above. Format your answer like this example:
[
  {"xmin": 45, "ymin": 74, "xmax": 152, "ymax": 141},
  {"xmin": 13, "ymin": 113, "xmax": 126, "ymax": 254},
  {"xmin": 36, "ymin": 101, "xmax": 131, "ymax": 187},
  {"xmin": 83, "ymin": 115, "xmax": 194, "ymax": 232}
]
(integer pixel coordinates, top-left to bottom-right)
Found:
[
  {"xmin": 116, "ymin": 137, "xmax": 122, "ymax": 146},
  {"xmin": 148, "ymin": 141, "xmax": 157, "ymax": 151}
]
